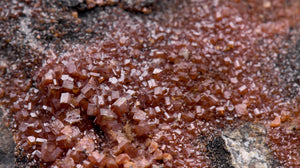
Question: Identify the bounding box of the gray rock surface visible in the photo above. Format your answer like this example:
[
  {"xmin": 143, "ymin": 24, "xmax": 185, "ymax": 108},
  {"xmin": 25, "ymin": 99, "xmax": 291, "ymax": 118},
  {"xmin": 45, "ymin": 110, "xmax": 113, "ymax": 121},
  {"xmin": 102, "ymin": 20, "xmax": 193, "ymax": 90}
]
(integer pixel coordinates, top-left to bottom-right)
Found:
[
  {"xmin": 0, "ymin": 108, "xmax": 15, "ymax": 168},
  {"xmin": 222, "ymin": 124, "xmax": 280, "ymax": 168}
]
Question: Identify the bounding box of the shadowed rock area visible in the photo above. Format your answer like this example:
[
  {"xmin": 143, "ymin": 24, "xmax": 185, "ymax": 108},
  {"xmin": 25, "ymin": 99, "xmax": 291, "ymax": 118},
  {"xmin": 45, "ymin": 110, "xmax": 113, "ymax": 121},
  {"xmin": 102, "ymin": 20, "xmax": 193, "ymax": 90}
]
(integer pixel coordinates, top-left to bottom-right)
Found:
[{"xmin": 0, "ymin": 108, "xmax": 15, "ymax": 168}]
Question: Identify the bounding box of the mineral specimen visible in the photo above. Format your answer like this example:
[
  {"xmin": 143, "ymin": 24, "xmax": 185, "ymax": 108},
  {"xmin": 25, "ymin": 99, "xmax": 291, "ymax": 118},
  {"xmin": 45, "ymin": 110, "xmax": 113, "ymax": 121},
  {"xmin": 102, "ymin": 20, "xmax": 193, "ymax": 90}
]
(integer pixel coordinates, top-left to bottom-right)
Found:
[{"xmin": 0, "ymin": 0, "xmax": 300, "ymax": 167}]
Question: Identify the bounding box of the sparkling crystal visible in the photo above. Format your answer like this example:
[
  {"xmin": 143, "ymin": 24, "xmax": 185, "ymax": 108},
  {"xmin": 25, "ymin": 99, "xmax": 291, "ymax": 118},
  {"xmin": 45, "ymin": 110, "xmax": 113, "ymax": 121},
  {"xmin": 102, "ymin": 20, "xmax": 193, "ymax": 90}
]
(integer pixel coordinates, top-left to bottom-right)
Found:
[
  {"xmin": 61, "ymin": 125, "xmax": 80, "ymax": 139},
  {"xmin": 133, "ymin": 110, "xmax": 147, "ymax": 121},
  {"xmin": 76, "ymin": 136, "xmax": 95, "ymax": 153},
  {"xmin": 41, "ymin": 142, "xmax": 63, "ymax": 162},
  {"xmin": 134, "ymin": 122, "xmax": 151, "ymax": 137},
  {"xmin": 115, "ymin": 154, "xmax": 130, "ymax": 165},
  {"xmin": 111, "ymin": 91, "xmax": 120, "ymax": 101},
  {"xmin": 60, "ymin": 92, "xmax": 72, "ymax": 104},
  {"xmin": 96, "ymin": 95, "xmax": 105, "ymax": 106},
  {"xmin": 88, "ymin": 151, "xmax": 106, "ymax": 167},
  {"xmin": 43, "ymin": 70, "xmax": 55, "ymax": 84},
  {"xmin": 147, "ymin": 79, "xmax": 157, "ymax": 89},
  {"xmin": 62, "ymin": 80, "xmax": 74, "ymax": 90},
  {"xmin": 235, "ymin": 103, "xmax": 248, "ymax": 116},
  {"xmin": 153, "ymin": 68, "xmax": 163, "ymax": 74},
  {"xmin": 87, "ymin": 103, "xmax": 98, "ymax": 116},
  {"xmin": 100, "ymin": 108, "xmax": 117, "ymax": 120},
  {"xmin": 81, "ymin": 84, "xmax": 94, "ymax": 98},
  {"xmin": 182, "ymin": 112, "xmax": 195, "ymax": 122},
  {"xmin": 109, "ymin": 77, "xmax": 118, "ymax": 84},
  {"xmin": 50, "ymin": 119, "xmax": 64, "ymax": 135},
  {"xmin": 148, "ymin": 141, "xmax": 158, "ymax": 153},
  {"xmin": 65, "ymin": 109, "xmax": 81, "ymax": 124},
  {"xmin": 105, "ymin": 158, "xmax": 118, "ymax": 168},
  {"xmin": 27, "ymin": 136, "xmax": 36, "ymax": 144},
  {"xmin": 270, "ymin": 116, "xmax": 281, "ymax": 127},
  {"xmin": 111, "ymin": 97, "xmax": 129, "ymax": 117}
]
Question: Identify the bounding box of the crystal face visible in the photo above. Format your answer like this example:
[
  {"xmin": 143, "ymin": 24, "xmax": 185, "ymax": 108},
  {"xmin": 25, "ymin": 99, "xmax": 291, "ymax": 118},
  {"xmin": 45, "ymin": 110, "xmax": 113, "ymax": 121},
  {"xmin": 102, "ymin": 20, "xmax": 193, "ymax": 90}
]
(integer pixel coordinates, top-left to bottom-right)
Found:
[{"xmin": 0, "ymin": 0, "xmax": 300, "ymax": 167}]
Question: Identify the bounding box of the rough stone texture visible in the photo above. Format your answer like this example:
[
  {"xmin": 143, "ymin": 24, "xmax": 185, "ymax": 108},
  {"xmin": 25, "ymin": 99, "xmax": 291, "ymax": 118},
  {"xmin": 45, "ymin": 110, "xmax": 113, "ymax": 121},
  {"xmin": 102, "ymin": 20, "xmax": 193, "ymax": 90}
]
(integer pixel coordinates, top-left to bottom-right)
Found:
[
  {"xmin": 222, "ymin": 124, "xmax": 280, "ymax": 168},
  {"xmin": 206, "ymin": 124, "xmax": 281, "ymax": 168}
]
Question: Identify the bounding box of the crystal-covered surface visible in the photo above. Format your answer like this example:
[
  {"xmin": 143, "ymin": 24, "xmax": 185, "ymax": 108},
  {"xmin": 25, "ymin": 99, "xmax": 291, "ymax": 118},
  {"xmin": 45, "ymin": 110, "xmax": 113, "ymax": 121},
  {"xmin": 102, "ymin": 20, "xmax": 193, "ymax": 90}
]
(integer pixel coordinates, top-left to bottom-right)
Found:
[{"xmin": 0, "ymin": 0, "xmax": 300, "ymax": 167}]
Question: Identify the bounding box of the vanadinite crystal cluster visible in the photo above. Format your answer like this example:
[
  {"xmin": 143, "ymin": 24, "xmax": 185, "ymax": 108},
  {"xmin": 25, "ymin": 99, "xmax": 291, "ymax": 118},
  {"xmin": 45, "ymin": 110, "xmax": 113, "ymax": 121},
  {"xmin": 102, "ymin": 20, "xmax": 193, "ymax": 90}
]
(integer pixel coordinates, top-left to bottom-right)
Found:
[{"xmin": 0, "ymin": 0, "xmax": 300, "ymax": 167}]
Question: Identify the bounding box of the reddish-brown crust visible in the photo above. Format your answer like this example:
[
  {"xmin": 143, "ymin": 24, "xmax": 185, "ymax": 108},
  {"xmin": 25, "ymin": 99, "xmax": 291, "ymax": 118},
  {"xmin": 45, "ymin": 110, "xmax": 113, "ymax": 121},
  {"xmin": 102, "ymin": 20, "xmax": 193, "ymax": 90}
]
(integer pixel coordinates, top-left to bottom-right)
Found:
[{"xmin": 0, "ymin": 0, "xmax": 300, "ymax": 167}]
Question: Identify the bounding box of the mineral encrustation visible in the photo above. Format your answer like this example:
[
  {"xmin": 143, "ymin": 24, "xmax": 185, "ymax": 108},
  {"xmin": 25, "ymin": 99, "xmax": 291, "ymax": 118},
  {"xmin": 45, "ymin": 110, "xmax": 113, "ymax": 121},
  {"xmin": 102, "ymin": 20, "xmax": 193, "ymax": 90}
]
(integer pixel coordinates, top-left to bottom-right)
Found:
[{"xmin": 0, "ymin": 0, "xmax": 300, "ymax": 167}]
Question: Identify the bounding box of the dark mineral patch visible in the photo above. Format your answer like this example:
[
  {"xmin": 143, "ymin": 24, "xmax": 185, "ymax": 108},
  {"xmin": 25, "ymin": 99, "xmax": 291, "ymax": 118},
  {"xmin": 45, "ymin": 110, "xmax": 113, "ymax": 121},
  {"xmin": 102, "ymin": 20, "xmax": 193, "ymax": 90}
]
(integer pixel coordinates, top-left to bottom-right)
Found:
[
  {"xmin": 275, "ymin": 37, "xmax": 300, "ymax": 98},
  {"xmin": 56, "ymin": 0, "xmax": 158, "ymax": 14},
  {"xmin": 206, "ymin": 136, "xmax": 234, "ymax": 168},
  {"xmin": 120, "ymin": 0, "xmax": 157, "ymax": 14}
]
